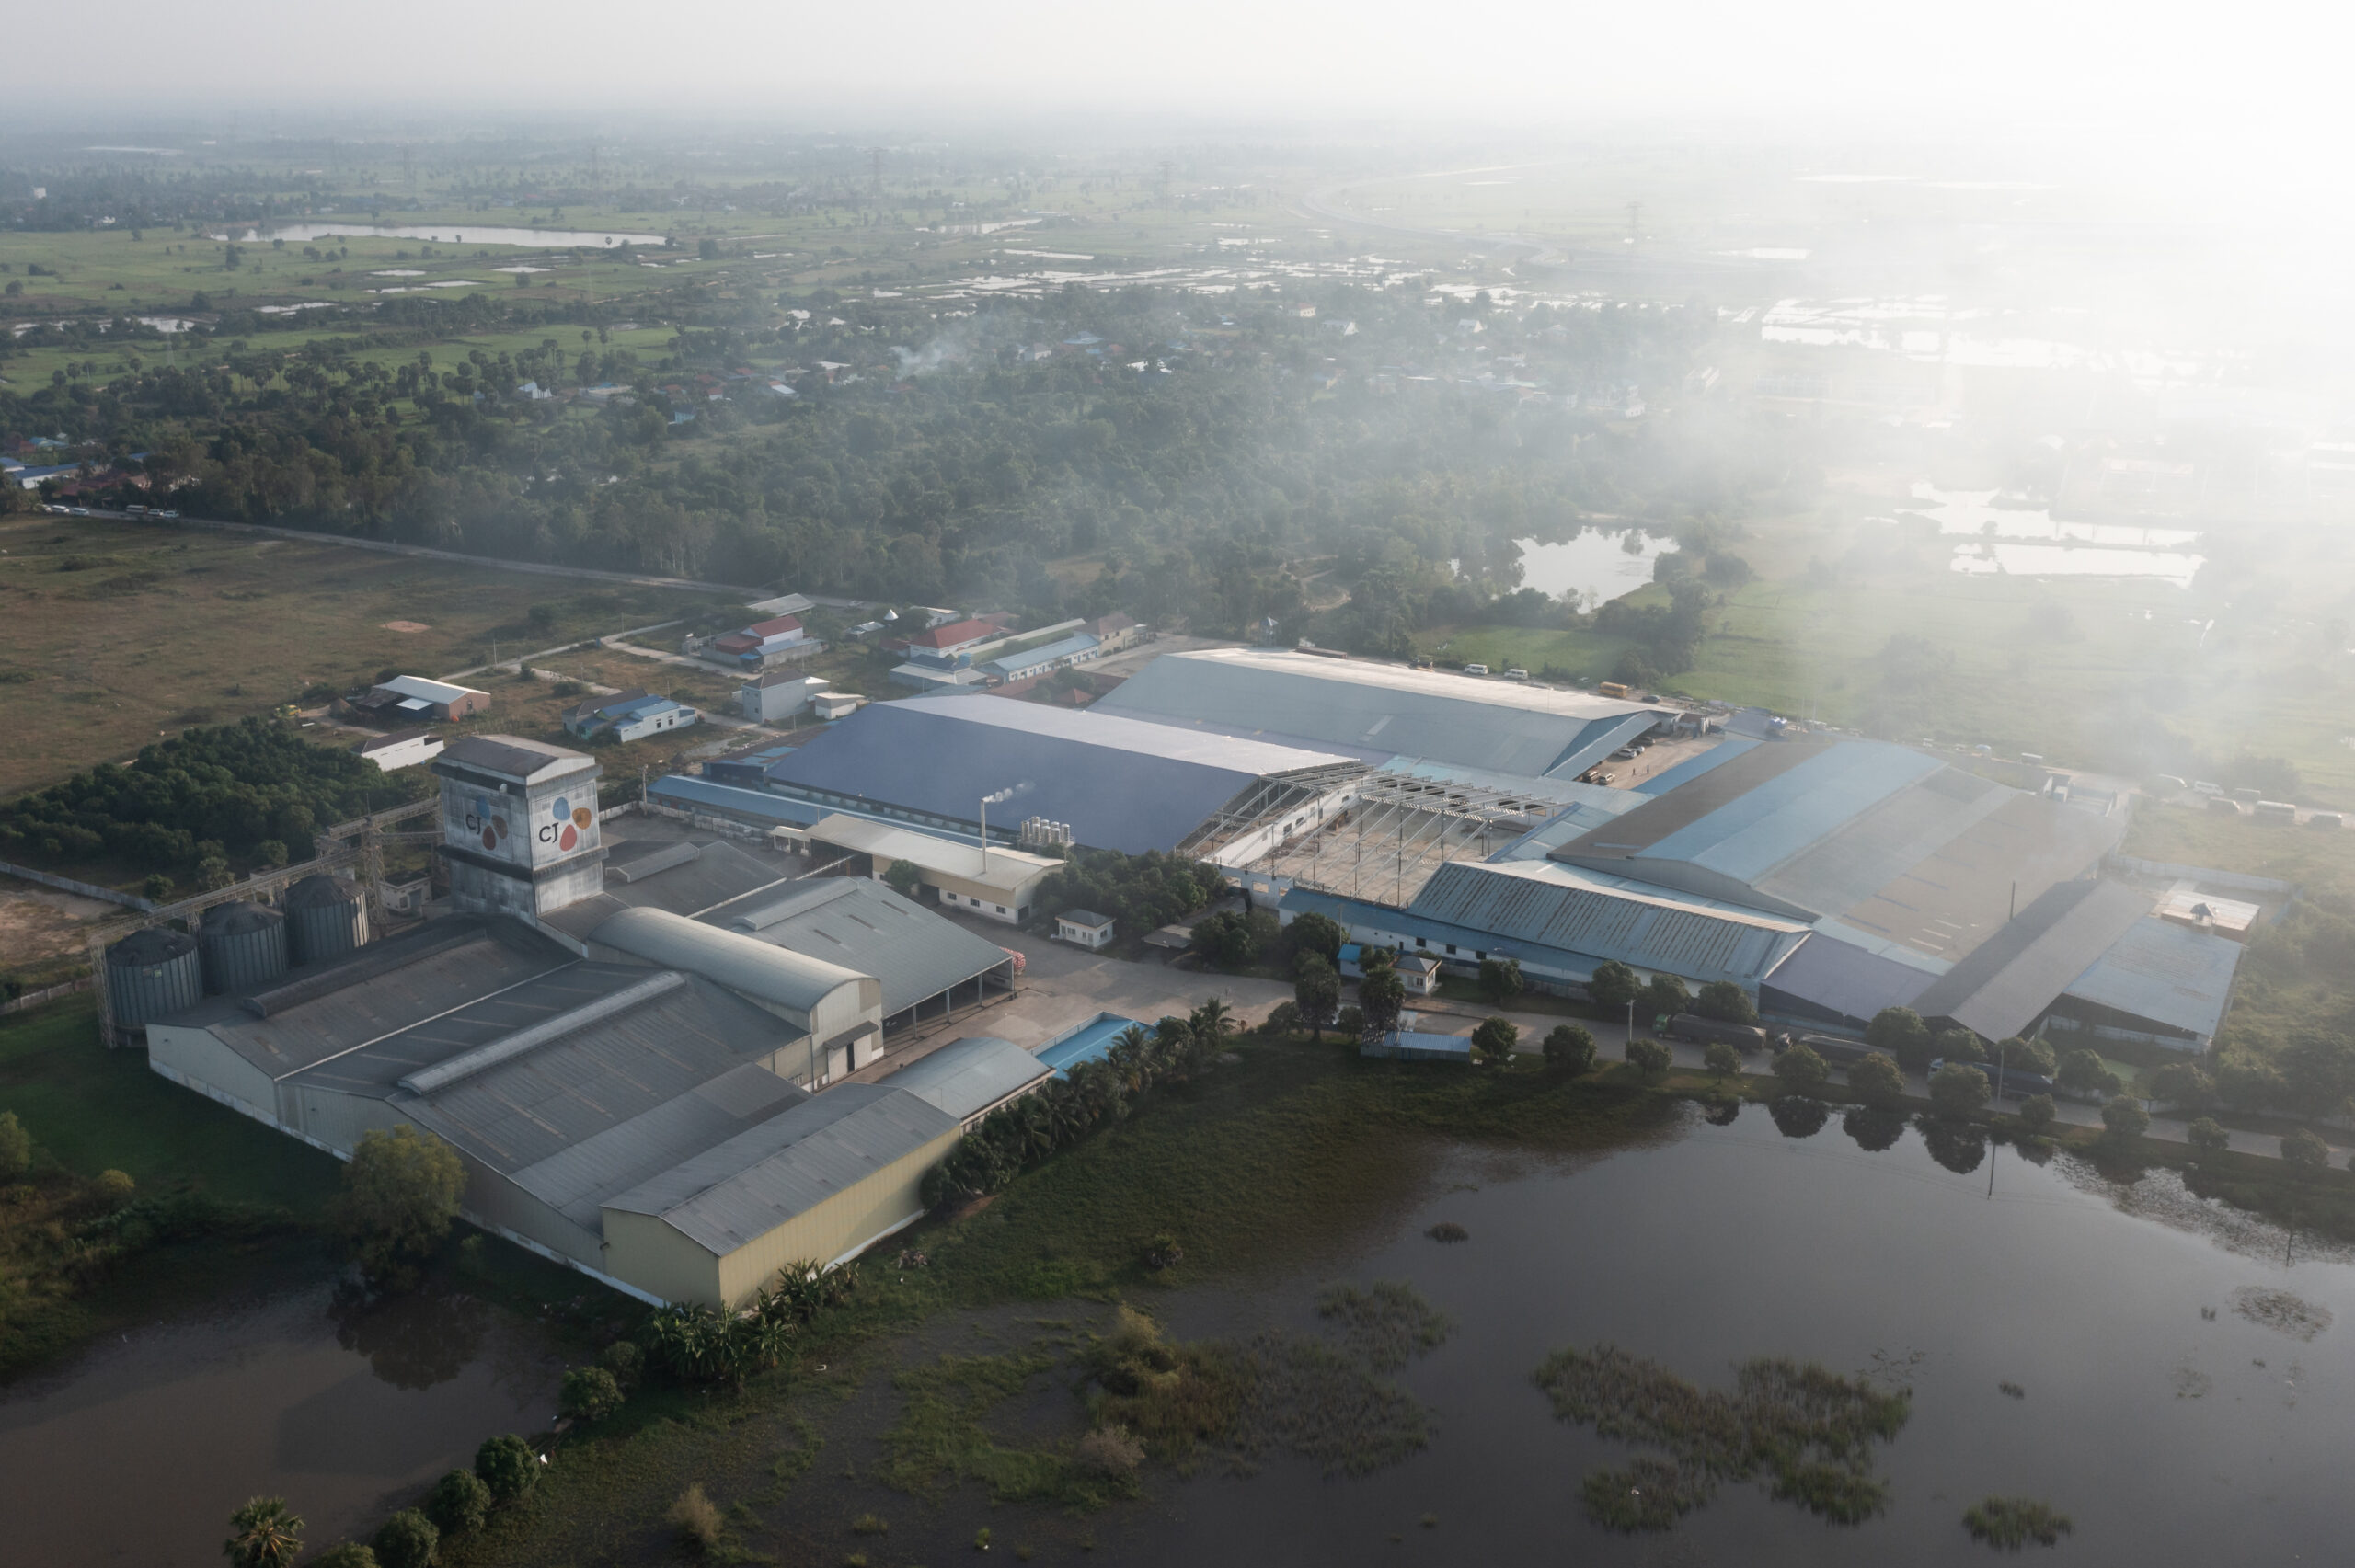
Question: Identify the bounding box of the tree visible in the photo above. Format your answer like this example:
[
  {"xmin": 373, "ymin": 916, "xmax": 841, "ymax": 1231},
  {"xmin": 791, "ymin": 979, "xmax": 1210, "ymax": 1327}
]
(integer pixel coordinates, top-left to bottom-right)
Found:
[
  {"xmin": 224, "ymin": 1496, "xmax": 304, "ymax": 1568},
  {"xmin": 0, "ymin": 1109, "xmax": 29, "ymax": 1180},
  {"xmin": 1478, "ymin": 956, "xmax": 1525, "ymax": 1007},
  {"xmin": 309, "ymin": 1544, "xmax": 379, "ymax": 1568},
  {"xmin": 425, "ymin": 1469, "xmax": 491, "ymax": 1536},
  {"xmin": 2149, "ymin": 1061, "xmax": 2216, "ymax": 1112},
  {"xmin": 562, "ymin": 1365, "xmax": 625, "ymax": 1422},
  {"xmin": 1471, "ymin": 1016, "xmax": 1520, "ymax": 1067},
  {"xmin": 1544, "ymin": 1023, "xmax": 1596, "ymax": 1077},
  {"xmin": 1585, "ymin": 960, "xmax": 1640, "ymax": 1013},
  {"xmin": 1693, "ymin": 980, "xmax": 1757, "ymax": 1024},
  {"xmin": 372, "ymin": 1509, "xmax": 438, "ymax": 1568},
  {"xmin": 1189, "ymin": 910, "xmax": 1253, "ymax": 968},
  {"xmin": 1847, "ymin": 1050, "xmax": 1905, "ymax": 1111},
  {"xmin": 2099, "ymin": 1094, "xmax": 2150, "ymax": 1145},
  {"xmin": 1641, "ymin": 973, "xmax": 1689, "ymax": 1021},
  {"xmin": 1934, "ymin": 1028, "xmax": 1984, "ymax": 1065},
  {"xmin": 2280, "ymin": 1126, "xmax": 2330, "ymax": 1173},
  {"xmin": 883, "ymin": 858, "xmax": 923, "ymax": 897},
  {"xmin": 475, "ymin": 1434, "xmax": 538, "ymax": 1503},
  {"xmin": 1358, "ymin": 959, "xmax": 1407, "ymax": 1040},
  {"xmin": 1997, "ymin": 1036, "xmax": 2057, "ymax": 1078},
  {"xmin": 2279, "ymin": 1035, "xmax": 2355, "ymax": 1117},
  {"xmin": 1284, "ymin": 911, "xmax": 1346, "ymax": 966},
  {"xmin": 1292, "ymin": 952, "xmax": 1339, "ymax": 1040},
  {"xmin": 1625, "ymin": 1037, "xmax": 1672, "ymax": 1081},
  {"xmin": 1928, "ymin": 1062, "xmax": 1991, "ymax": 1119},
  {"xmin": 1702, "ymin": 1040, "xmax": 1742, "ymax": 1076},
  {"xmin": 334, "ymin": 1125, "xmax": 466, "ymax": 1287},
  {"xmin": 1772, "ymin": 1044, "xmax": 1829, "ymax": 1097},
  {"xmin": 2017, "ymin": 1093, "xmax": 2057, "ymax": 1135},
  {"xmin": 1867, "ymin": 1007, "xmax": 1934, "ymax": 1073},
  {"xmin": 2056, "ymin": 1049, "xmax": 2118, "ymax": 1099},
  {"xmin": 2186, "ymin": 1116, "xmax": 2229, "ymax": 1160}
]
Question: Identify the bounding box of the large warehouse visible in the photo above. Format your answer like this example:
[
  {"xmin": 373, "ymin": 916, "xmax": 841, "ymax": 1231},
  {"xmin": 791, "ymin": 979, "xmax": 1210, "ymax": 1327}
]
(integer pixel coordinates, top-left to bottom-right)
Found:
[{"xmin": 136, "ymin": 736, "xmax": 1032, "ymax": 1310}]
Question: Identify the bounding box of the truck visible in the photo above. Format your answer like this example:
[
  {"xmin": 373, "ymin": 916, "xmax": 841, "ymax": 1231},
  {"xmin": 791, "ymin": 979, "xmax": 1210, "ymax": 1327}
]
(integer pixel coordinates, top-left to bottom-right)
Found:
[
  {"xmin": 1786, "ymin": 1033, "xmax": 1894, "ymax": 1069},
  {"xmin": 1664, "ymin": 1013, "xmax": 1769, "ymax": 1052},
  {"xmin": 1929, "ymin": 1057, "xmax": 2055, "ymax": 1099}
]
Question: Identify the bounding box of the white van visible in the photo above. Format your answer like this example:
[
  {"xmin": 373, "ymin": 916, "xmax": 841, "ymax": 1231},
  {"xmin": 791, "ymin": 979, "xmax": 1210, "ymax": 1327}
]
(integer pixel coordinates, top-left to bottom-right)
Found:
[{"xmin": 1462, "ymin": 662, "xmax": 1489, "ymax": 676}]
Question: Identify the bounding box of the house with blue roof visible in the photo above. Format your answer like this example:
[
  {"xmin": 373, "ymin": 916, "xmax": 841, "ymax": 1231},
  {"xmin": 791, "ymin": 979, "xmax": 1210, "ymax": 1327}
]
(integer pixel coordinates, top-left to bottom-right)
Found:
[{"xmin": 562, "ymin": 689, "xmax": 699, "ymax": 744}]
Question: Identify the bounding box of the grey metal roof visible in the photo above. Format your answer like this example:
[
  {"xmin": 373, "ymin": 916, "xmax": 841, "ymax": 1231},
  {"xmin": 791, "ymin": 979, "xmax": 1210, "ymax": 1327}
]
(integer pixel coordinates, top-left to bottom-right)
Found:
[
  {"xmin": 1093, "ymin": 647, "xmax": 1666, "ymax": 776},
  {"xmin": 1909, "ymin": 878, "xmax": 2153, "ymax": 1041},
  {"xmin": 544, "ymin": 836, "xmax": 797, "ymax": 941},
  {"xmin": 603, "ymin": 1082, "xmax": 958, "ymax": 1255},
  {"xmin": 1760, "ymin": 933, "xmax": 1936, "ymax": 1029},
  {"xmin": 593, "ymin": 906, "xmax": 868, "ymax": 1015},
  {"xmin": 438, "ymin": 734, "xmax": 596, "ymax": 784},
  {"xmin": 758, "ymin": 692, "xmax": 1365, "ymax": 854},
  {"xmin": 880, "ymin": 1036, "xmax": 1051, "ymax": 1122},
  {"xmin": 1058, "ymin": 909, "xmax": 1112, "ymax": 928},
  {"xmin": 713, "ymin": 876, "xmax": 1014, "ymax": 1017},
  {"xmin": 2059, "ymin": 916, "xmax": 2242, "ymax": 1040},
  {"xmin": 1408, "ymin": 859, "xmax": 1809, "ymax": 986}
]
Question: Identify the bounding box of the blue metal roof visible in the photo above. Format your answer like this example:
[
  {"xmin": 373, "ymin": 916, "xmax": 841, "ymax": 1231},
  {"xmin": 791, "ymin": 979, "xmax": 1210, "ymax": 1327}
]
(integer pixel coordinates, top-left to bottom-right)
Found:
[
  {"xmin": 980, "ymin": 632, "xmax": 1099, "ymax": 679},
  {"xmin": 1639, "ymin": 742, "xmax": 1944, "ymax": 885},
  {"xmin": 650, "ymin": 774, "xmax": 826, "ymax": 826},
  {"xmin": 1760, "ymin": 933, "xmax": 1936, "ymax": 1029},
  {"xmin": 2061, "ymin": 916, "xmax": 2241, "ymax": 1040},
  {"xmin": 756, "ymin": 697, "xmax": 1361, "ymax": 855},
  {"xmin": 1036, "ymin": 1013, "xmax": 1147, "ymax": 1077},
  {"xmin": 1543, "ymin": 713, "xmax": 1662, "ymax": 780}
]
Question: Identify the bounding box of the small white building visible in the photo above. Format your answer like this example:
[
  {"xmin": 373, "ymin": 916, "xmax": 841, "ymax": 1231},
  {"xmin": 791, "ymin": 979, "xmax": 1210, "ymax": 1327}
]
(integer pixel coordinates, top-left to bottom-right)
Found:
[
  {"xmin": 1055, "ymin": 909, "xmax": 1114, "ymax": 950},
  {"xmin": 354, "ymin": 727, "xmax": 443, "ymax": 772},
  {"xmin": 804, "ymin": 813, "xmax": 1062, "ymax": 925},
  {"xmin": 810, "ymin": 691, "xmax": 865, "ymax": 720},
  {"xmin": 740, "ymin": 670, "xmax": 832, "ymax": 723}
]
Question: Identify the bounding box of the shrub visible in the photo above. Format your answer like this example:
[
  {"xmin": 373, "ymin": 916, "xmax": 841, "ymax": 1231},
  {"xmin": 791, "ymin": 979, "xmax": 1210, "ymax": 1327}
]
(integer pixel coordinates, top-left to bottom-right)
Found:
[
  {"xmin": 424, "ymin": 1470, "xmax": 490, "ymax": 1537},
  {"xmin": 1137, "ymin": 1232, "xmax": 1185, "ymax": 1270},
  {"xmin": 1471, "ymin": 1016, "xmax": 1520, "ymax": 1067},
  {"xmin": 667, "ymin": 1484, "xmax": 722, "ymax": 1552},
  {"xmin": 1544, "ymin": 1024, "xmax": 1597, "ymax": 1077},
  {"xmin": 561, "ymin": 1366, "xmax": 624, "ymax": 1423},
  {"xmin": 2099, "ymin": 1094, "xmax": 2150, "ymax": 1145},
  {"xmin": 1625, "ymin": 1037, "xmax": 1672, "ymax": 1080},
  {"xmin": 91, "ymin": 1168, "xmax": 136, "ymax": 1207},
  {"xmin": 2280, "ymin": 1126, "xmax": 2330, "ymax": 1172},
  {"xmin": 1074, "ymin": 1425, "xmax": 1146, "ymax": 1477},
  {"xmin": 1928, "ymin": 1062, "xmax": 1991, "ymax": 1120},
  {"xmin": 308, "ymin": 1545, "xmax": 378, "ymax": 1568},
  {"xmin": 2150, "ymin": 1061, "xmax": 2216, "ymax": 1111},
  {"xmin": 1702, "ymin": 1040, "xmax": 1742, "ymax": 1076},
  {"xmin": 1772, "ymin": 1045, "xmax": 1830, "ymax": 1097},
  {"xmin": 600, "ymin": 1339, "xmax": 644, "ymax": 1391},
  {"xmin": 0, "ymin": 1110, "xmax": 30, "ymax": 1181},
  {"xmin": 1847, "ymin": 1051, "xmax": 1904, "ymax": 1111},
  {"xmin": 371, "ymin": 1510, "xmax": 438, "ymax": 1568},
  {"xmin": 2017, "ymin": 1093, "xmax": 2056, "ymax": 1135},
  {"xmin": 2186, "ymin": 1116, "xmax": 2229, "ymax": 1158},
  {"xmin": 1694, "ymin": 980, "xmax": 1757, "ymax": 1024},
  {"xmin": 474, "ymin": 1434, "xmax": 538, "ymax": 1503}
]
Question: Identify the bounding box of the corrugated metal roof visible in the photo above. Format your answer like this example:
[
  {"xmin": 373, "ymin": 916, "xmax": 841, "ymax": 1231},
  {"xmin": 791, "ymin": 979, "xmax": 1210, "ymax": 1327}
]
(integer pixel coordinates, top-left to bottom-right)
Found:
[
  {"xmin": 1760, "ymin": 933, "xmax": 1936, "ymax": 1028},
  {"xmin": 438, "ymin": 734, "xmax": 596, "ymax": 784},
  {"xmin": 546, "ymin": 835, "xmax": 798, "ymax": 940},
  {"xmin": 1832, "ymin": 791, "xmax": 2124, "ymax": 964},
  {"xmin": 380, "ymin": 674, "xmax": 487, "ymax": 705},
  {"xmin": 1635, "ymin": 737, "xmax": 1759, "ymax": 794},
  {"xmin": 604, "ymin": 1083, "xmax": 958, "ymax": 1255},
  {"xmin": 648, "ymin": 774, "xmax": 826, "ymax": 827},
  {"xmin": 1638, "ymin": 743, "xmax": 1944, "ymax": 884},
  {"xmin": 1543, "ymin": 714, "xmax": 1664, "ymax": 780},
  {"xmin": 980, "ymin": 632, "xmax": 1099, "ymax": 677},
  {"xmin": 1093, "ymin": 647, "xmax": 1667, "ymax": 776},
  {"xmin": 1407, "ymin": 859, "xmax": 1809, "ymax": 986},
  {"xmin": 2060, "ymin": 916, "xmax": 2242, "ymax": 1040},
  {"xmin": 1909, "ymin": 878, "xmax": 2152, "ymax": 1041},
  {"xmin": 803, "ymin": 813, "xmax": 1061, "ymax": 895},
  {"xmin": 880, "ymin": 1036, "xmax": 1051, "ymax": 1122},
  {"xmin": 594, "ymin": 907, "xmax": 869, "ymax": 1016},
  {"xmin": 759, "ymin": 696, "xmax": 1361, "ymax": 854},
  {"xmin": 717, "ymin": 876, "xmax": 1014, "ymax": 1017},
  {"xmin": 1754, "ymin": 765, "xmax": 2010, "ymax": 917}
]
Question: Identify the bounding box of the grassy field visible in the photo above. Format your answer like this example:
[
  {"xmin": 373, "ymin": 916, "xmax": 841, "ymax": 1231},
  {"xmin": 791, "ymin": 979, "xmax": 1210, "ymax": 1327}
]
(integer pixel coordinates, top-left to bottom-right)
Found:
[
  {"xmin": 2121, "ymin": 802, "xmax": 2355, "ymax": 896},
  {"xmin": 0, "ymin": 512, "xmax": 721, "ymax": 795}
]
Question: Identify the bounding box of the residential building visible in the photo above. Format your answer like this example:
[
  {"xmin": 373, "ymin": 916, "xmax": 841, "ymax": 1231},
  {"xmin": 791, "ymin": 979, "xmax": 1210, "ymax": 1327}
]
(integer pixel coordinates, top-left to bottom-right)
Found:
[
  {"xmin": 706, "ymin": 614, "xmax": 821, "ymax": 668},
  {"xmin": 740, "ymin": 671, "xmax": 831, "ymax": 723},
  {"xmin": 563, "ymin": 691, "xmax": 699, "ymax": 744},
  {"xmin": 1056, "ymin": 909, "xmax": 1114, "ymax": 949}
]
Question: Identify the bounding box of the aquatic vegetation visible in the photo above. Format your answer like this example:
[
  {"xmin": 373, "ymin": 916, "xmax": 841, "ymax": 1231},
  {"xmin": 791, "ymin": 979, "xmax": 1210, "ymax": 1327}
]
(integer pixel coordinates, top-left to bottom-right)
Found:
[
  {"xmin": 1232, "ymin": 1331, "xmax": 1431, "ymax": 1475},
  {"xmin": 2233, "ymin": 1287, "xmax": 2332, "ymax": 1340},
  {"xmin": 1315, "ymin": 1280, "xmax": 1453, "ymax": 1371},
  {"xmin": 1962, "ymin": 1495, "xmax": 2074, "ymax": 1549},
  {"xmin": 1426, "ymin": 1220, "xmax": 1469, "ymax": 1243},
  {"xmin": 1533, "ymin": 1345, "xmax": 1910, "ymax": 1530}
]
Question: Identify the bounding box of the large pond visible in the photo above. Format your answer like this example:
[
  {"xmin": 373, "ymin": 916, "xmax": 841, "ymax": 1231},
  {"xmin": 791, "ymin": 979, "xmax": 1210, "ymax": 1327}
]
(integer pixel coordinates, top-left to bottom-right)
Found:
[
  {"xmin": 210, "ymin": 223, "xmax": 668, "ymax": 248},
  {"xmin": 1514, "ymin": 529, "xmax": 1669, "ymax": 606},
  {"xmin": 1106, "ymin": 1105, "xmax": 2355, "ymax": 1565},
  {"xmin": 0, "ymin": 1277, "xmax": 562, "ymax": 1566}
]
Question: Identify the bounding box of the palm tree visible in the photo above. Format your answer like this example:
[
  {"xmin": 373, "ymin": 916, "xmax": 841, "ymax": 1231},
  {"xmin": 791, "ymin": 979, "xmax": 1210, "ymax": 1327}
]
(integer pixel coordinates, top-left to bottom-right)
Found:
[
  {"xmin": 1109, "ymin": 1025, "xmax": 1153, "ymax": 1094},
  {"xmin": 1190, "ymin": 998, "xmax": 1234, "ymax": 1053},
  {"xmin": 224, "ymin": 1497, "xmax": 305, "ymax": 1568},
  {"xmin": 1015, "ymin": 1095, "xmax": 1056, "ymax": 1160}
]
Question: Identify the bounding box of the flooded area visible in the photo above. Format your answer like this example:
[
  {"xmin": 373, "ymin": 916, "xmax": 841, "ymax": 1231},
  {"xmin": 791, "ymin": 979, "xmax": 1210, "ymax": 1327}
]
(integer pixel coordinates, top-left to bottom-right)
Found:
[
  {"xmin": 1873, "ymin": 483, "xmax": 2207, "ymax": 586},
  {"xmin": 0, "ymin": 1277, "xmax": 562, "ymax": 1566},
  {"xmin": 212, "ymin": 223, "xmax": 667, "ymax": 248},
  {"xmin": 1514, "ymin": 529, "xmax": 1669, "ymax": 604},
  {"xmin": 1094, "ymin": 1107, "xmax": 2355, "ymax": 1566}
]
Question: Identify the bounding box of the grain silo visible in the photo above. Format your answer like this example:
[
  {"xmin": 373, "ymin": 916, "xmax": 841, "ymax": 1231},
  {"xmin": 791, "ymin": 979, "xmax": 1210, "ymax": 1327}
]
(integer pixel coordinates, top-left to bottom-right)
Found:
[
  {"xmin": 104, "ymin": 926, "xmax": 204, "ymax": 1046},
  {"xmin": 200, "ymin": 899, "xmax": 288, "ymax": 994},
  {"xmin": 283, "ymin": 874, "xmax": 369, "ymax": 965}
]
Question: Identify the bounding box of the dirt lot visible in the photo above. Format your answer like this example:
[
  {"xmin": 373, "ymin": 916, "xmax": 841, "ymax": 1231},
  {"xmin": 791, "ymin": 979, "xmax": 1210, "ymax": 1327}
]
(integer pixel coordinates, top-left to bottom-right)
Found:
[{"xmin": 0, "ymin": 878, "xmax": 112, "ymax": 975}]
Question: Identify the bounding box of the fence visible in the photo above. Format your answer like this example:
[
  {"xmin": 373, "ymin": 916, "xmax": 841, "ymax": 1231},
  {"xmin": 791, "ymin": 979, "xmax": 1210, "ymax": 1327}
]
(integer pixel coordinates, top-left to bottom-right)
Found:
[
  {"xmin": 0, "ymin": 976, "xmax": 96, "ymax": 1016},
  {"xmin": 0, "ymin": 861, "xmax": 155, "ymax": 911}
]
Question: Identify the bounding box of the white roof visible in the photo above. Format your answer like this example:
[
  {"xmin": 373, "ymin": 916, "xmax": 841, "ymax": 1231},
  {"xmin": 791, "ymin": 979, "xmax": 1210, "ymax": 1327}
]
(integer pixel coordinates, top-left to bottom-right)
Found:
[
  {"xmin": 1146, "ymin": 647, "xmax": 1664, "ymax": 722},
  {"xmin": 379, "ymin": 674, "xmax": 488, "ymax": 705},
  {"xmin": 805, "ymin": 813, "xmax": 1061, "ymax": 895}
]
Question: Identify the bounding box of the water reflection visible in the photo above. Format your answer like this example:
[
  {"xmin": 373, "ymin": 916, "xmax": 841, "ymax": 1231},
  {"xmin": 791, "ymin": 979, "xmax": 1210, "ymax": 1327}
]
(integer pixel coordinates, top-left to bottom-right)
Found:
[
  {"xmin": 1916, "ymin": 1116, "xmax": 1986, "ymax": 1173},
  {"xmin": 1842, "ymin": 1106, "xmax": 1905, "ymax": 1152},
  {"xmin": 1766, "ymin": 1097, "xmax": 1830, "ymax": 1139},
  {"xmin": 1702, "ymin": 1097, "xmax": 1744, "ymax": 1127},
  {"xmin": 330, "ymin": 1285, "xmax": 492, "ymax": 1391}
]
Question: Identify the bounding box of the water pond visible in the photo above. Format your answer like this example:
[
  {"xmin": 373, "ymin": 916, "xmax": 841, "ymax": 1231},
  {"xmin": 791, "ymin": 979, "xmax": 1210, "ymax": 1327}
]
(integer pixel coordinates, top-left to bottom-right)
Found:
[
  {"xmin": 1514, "ymin": 529, "xmax": 1669, "ymax": 606},
  {"xmin": 212, "ymin": 223, "xmax": 668, "ymax": 248},
  {"xmin": 0, "ymin": 1276, "xmax": 562, "ymax": 1566},
  {"xmin": 1097, "ymin": 1104, "xmax": 2355, "ymax": 1566}
]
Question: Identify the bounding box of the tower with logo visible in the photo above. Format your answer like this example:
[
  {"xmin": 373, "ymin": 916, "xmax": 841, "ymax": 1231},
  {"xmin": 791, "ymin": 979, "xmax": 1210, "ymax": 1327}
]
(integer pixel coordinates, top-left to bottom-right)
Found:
[{"xmin": 431, "ymin": 735, "xmax": 607, "ymax": 921}]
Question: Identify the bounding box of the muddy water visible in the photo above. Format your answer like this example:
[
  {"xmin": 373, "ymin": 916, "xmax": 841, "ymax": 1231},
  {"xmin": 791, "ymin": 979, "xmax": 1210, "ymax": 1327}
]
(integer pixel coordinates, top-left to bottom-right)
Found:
[
  {"xmin": 0, "ymin": 1279, "xmax": 561, "ymax": 1566},
  {"xmin": 1110, "ymin": 1106, "xmax": 2355, "ymax": 1565}
]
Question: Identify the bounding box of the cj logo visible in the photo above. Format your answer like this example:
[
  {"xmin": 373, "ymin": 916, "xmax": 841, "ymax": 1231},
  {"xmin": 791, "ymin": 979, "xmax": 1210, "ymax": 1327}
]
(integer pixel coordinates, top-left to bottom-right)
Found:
[
  {"xmin": 541, "ymin": 795, "xmax": 594, "ymax": 852},
  {"xmin": 455, "ymin": 793, "xmax": 510, "ymax": 853}
]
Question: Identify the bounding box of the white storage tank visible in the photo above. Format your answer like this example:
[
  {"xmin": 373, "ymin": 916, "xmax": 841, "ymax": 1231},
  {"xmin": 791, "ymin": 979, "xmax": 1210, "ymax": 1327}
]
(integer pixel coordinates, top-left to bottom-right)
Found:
[
  {"xmin": 282, "ymin": 874, "xmax": 369, "ymax": 965},
  {"xmin": 200, "ymin": 899, "xmax": 289, "ymax": 994},
  {"xmin": 104, "ymin": 926, "xmax": 204, "ymax": 1045}
]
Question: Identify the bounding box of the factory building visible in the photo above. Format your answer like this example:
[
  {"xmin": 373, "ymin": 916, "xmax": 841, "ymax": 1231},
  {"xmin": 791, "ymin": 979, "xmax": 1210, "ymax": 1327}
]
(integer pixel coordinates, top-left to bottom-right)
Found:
[
  {"xmin": 347, "ymin": 675, "xmax": 491, "ymax": 725},
  {"xmin": 795, "ymin": 812, "xmax": 1063, "ymax": 924},
  {"xmin": 132, "ymin": 734, "xmax": 1026, "ymax": 1309}
]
